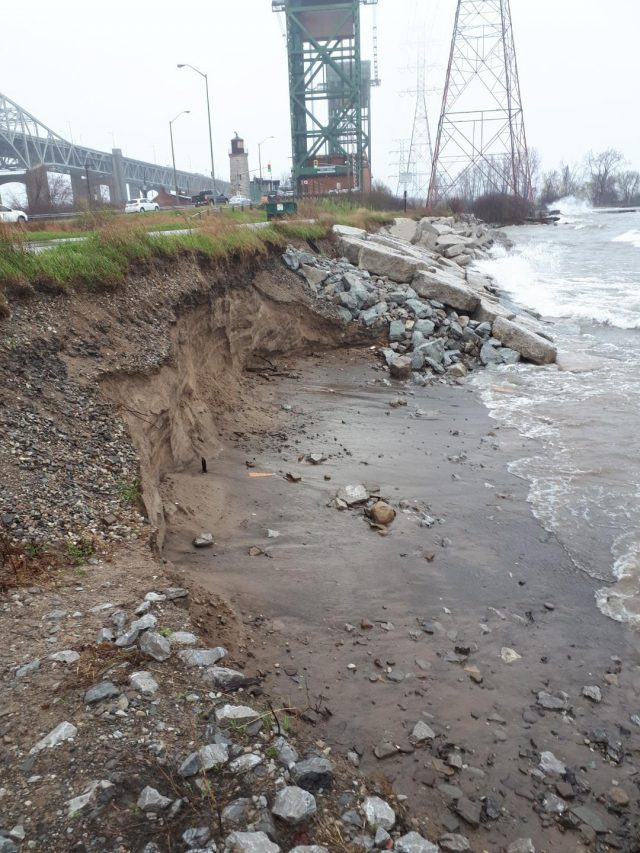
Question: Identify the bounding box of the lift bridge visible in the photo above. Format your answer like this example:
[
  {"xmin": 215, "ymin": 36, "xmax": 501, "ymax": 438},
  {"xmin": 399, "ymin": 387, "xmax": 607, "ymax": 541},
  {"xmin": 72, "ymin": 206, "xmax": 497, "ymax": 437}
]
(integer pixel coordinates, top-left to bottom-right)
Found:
[
  {"xmin": 273, "ymin": 0, "xmax": 380, "ymax": 196},
  {"xmin": 0, "ymin": 92, "xmax": 217, "ymax": 208}
]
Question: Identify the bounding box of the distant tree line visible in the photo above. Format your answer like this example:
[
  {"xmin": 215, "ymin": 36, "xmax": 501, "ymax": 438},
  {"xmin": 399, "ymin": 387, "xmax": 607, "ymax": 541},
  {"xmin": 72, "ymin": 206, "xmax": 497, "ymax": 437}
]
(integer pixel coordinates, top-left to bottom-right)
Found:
[{"xmin": 535, "ymin": 149, "xmax": 640, "ymax": 207}]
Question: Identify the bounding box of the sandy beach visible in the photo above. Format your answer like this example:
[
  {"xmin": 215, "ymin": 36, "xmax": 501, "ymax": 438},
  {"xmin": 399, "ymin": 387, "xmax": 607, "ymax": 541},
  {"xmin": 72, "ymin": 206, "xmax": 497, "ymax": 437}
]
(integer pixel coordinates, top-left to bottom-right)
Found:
[{"xmin": 166, "ymin": 347, "xmax": 640, "ymax": 851}]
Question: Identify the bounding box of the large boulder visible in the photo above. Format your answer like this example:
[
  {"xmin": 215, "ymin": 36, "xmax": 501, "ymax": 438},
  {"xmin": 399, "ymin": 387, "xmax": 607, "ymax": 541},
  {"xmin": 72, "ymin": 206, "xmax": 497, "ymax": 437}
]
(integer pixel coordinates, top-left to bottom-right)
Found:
[
  {"xmin": 492, "ymin": 316, "xmax": 557, "ymax": 365},
  {"xmin": 358, "ymin": 243, "xmax": 427, "ymax": 282},
  {"xmin": 389, "ymin": 217, "xmax": 420, "ymax": 243},
  {"xmin": 474, "ymin": 297, "xmax": 515, "ymax": 325},
  {"xmin": 336, "ymin": 235, "xmax": 367, "ymax": 265},
  {"xmin": 332, "ymin": 224, "xmax": 367, "ymax": 239},
  {"xmin": 413, "ymin": 270, "xmax": 480, "ymax": 312}
]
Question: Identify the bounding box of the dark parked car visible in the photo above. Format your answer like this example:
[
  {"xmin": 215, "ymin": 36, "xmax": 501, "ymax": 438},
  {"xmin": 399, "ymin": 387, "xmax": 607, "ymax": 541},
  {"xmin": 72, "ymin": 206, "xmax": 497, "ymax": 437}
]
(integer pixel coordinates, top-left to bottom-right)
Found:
[{"xmin": 192, "ymin": 191, "xmax": 229, "ymax": 207}]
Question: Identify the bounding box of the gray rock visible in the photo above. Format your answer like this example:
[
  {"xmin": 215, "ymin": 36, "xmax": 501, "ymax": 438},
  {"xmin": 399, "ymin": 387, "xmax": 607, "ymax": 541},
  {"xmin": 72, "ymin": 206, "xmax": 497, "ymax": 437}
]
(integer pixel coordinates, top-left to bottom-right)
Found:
[
  {"xmin": 582, "ymin": 685, "xmax": 602, "ymax": 703},
  {"xmin": 49, "ymin": 650, "xmax": 80, "ymax": 664},
  {"xmin": 411, "ymin": 721, "xmax": 435, "ymax": 742},
  {"xmin": 179, "ymin": 648, "xmax": 227, "ymax": 667},
  {"xmin": 542, "ymin": 793, "xmax": 567, "ymax": 814},
  {"xmin": 405, "ymin": 299, "xmax": 433, "ymax": 319},
  {"xmin": 96, "ymin": 627, "xmax": 115, "ymax": 643},
  {"xmin": 413, "ymin": 270, "xmax": 480, "ymax": 312},
  {"xmin": 301, "ymin": 264, "xmax": 329, "ymax": 289},
  {"xmin": 358, "ymin": 243, "xmax": 427, "ymax": 283},
  {"xmin": 193, "ymin": 532, "xmax": 215, "ymax": 547},
  {"xmin": 215, "ymin": 704, "xmax": 259, "ymax": 725},
  {"xmin": 363, "ymin": 796, "xmax": 395, "ymax": 830},
  {"xmin": 30, "ymin": 720, "xmax": 77, "ymax": 754},
  {"xmin": 419, "ymin": 339, "xmax": 446, "ymax": 365},
  {"xmin": 389, "ymin": 217, "xmax": 420, "ymax": 243},
  {"xmin": 570, "ymin": 805, "xmax": 608, "ymax": 834},
  {"xmin": 394, "ymin": 832, "xmax": 439, "ymax": 853},
  {"xmin": 202, "ymin": 666, "xmax": 247, "ymax": 690},
  {"xmin": 439, "ymin": 834, "xmax": 469, "ymax": 852},
  {"xmin": 171, "ymin": 631, "xmax": 198, "ymax": 646},
  {"xmin": 414, "ymin": 318, "xmax": 436, "ymax": 335},
  {"xmin": 411, "ymin": 350, "xmax": 425, "ymax": 371},
  {"xmin": 65, "ymin": 779, "xmax": 114, "ymax": 816},
  {"xmin": 336, "ymin": 484, "xmax": 369, "ymax": 506},
  {"xmin": 16, "ymin": 658, "xmax": 40, "ymax": 678},
  {"xmin": 137, "ymin": 785, "xmax": 172, "ymax": 812},
  {"xmin": 336, "ymin": 306, "xmax": 354, "ymax": 324},
  {"xmin": 84, "ymin": 681, "xmax": 120, "ymax": 704},
  {"xmin": 129, "ymin": 671, "xmax": 159, "ymax": 695},
  {"xmin": 224, "ymin": 831, "xmax": 281, "ymax": 852},
  {"xmin": 183, "ymin": 827, "xmax": 211, "ymax": 848},
  {"xmin": 275, "ymin": 735, "xmax": 298, "ymax": 768},
  {"xmin": 455, "ymin": 797, "xmax": 481, "ymax": 827},
  {"xmin": 272, "ymin": 786, "xmax": 317, "ymax": 825},
  {"xmin": 115, "ymin": 613, "xmax": 157, "ymax": 647},
  {"xmin": 0, "ymin": 839, "xmax": 18, "ymax": 853},
  {"xmin": 507, "ymin": 841, "xmax": 535, "ymax": 853},
  {"xmin": 139, "ymin": 631, "xmax": 172, "ymax": 662},
  {"xmin": 229, "ymin": 753, "xmax": 262, "ymax": 773},
  {"xmin": 291, "ymin": 756, "xmax": 334, "ymax": 792},
  {"xmin": 492, "ymin": 316, "xmax": 556, "ymax": 365},
  {"xmin": 389, "ymin": 320, "xmax": 405, "ymax": 342},
  {"xmin": 536, "ymin": 690, "xmax": 569, "ymax": 711},
  {"xmin": 179, "ymin": 743, "xmax": 229, "ymax": 777},
  {"xmin": 539, "ymin": 750, "xmax": 566, "ymax": 776},
  {"xmin": 222, "ymin": 798, "xmax": 252, "ymax": 827},
  {"xmin": 360, "ymin": 302, "xmax": 388, "ymax": 327},
  {"xmin": 333, "ymin": 223, "xmax": 367, "ymax": 239},
  {"xmin": 164, "ymin": 587, "xmax": 188, "ymax": 600},
  {"xmin": 389, "ymin": 355, "xmax": 412, "ymax": 380}
]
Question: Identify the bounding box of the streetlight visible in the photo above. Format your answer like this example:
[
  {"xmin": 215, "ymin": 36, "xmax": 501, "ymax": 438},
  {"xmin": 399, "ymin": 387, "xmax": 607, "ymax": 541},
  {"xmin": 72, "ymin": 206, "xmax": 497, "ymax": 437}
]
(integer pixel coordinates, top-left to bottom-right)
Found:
[
  {"xmin": 169, "ymin": 110, "xmax": 190, "ymax": 203},
  {"xmin": 177, "ymin": 63, "xmax": 217, "ymax": 195},
  {"xmin": 258, "ymin": 136, "xmax": 276, "ymax": 191}
]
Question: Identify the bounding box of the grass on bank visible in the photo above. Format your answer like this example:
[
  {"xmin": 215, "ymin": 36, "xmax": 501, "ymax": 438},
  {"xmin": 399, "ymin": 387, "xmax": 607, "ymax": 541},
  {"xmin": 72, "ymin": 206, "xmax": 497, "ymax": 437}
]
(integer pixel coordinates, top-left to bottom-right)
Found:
[{"xmin": 0, "ymin": 217, "xmax": 330, "ymax": 295}]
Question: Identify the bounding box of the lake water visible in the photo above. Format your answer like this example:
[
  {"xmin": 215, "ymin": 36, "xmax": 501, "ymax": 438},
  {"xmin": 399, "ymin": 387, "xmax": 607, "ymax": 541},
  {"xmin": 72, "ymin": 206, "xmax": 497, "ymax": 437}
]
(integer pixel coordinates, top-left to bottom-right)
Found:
[{"xmin": 472, "ymin": 199, "xmax": 640, "ymax": 626}]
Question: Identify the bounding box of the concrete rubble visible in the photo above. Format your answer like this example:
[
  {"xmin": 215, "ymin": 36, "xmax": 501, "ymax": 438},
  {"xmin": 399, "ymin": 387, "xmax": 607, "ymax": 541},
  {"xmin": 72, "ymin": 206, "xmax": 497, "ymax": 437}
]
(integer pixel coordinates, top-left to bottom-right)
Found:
[{"xmin": 284, "ymin": 215, "xmax": 557, "ymax": 382}]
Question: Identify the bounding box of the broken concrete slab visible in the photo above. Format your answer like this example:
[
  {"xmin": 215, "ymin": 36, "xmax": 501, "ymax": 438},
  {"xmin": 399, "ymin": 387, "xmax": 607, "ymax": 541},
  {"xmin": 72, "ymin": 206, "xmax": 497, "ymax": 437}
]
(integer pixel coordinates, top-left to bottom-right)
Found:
[{"xmin": 492, "ymin": 316, "xmax": 557, "ymax": 365}]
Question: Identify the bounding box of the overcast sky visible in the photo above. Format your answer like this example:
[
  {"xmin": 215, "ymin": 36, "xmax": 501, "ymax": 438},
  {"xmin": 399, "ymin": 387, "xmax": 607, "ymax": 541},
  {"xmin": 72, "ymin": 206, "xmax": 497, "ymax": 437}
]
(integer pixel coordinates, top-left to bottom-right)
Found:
[{"xmin": 3, "ymin": 0, "xmax": 639, "ymax": 195}]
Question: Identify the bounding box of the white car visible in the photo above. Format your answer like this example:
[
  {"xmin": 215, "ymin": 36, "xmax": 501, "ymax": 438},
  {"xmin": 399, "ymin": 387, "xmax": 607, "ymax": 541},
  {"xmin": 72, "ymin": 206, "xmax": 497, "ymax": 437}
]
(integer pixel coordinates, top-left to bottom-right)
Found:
[
  {"xmin": 125, "ymin": 198, "xmax": 159, "ymax": 213},
  {"xmin": 228, "ymin": 195, "xmax": 253, "ymax": 207},
  {"xmin": 0, "ymin": 204, "xmax": 28, "ymax": 223}
]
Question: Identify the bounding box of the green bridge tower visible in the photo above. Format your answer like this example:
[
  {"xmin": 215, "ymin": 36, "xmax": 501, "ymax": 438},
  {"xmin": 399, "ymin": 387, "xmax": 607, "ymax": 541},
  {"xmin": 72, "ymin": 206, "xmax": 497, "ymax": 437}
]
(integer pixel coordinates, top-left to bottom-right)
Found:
[{"xmin": 273, "ymin": 0, "xmax": 378, "ymax": 196}]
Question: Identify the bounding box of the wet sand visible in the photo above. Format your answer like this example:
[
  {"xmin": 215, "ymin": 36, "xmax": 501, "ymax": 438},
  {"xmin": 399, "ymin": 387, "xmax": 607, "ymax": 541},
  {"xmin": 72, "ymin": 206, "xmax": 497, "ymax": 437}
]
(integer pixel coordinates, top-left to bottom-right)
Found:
[{"xmin": 166, "ymin": 348, "xmax": 640, "ymax": 850}]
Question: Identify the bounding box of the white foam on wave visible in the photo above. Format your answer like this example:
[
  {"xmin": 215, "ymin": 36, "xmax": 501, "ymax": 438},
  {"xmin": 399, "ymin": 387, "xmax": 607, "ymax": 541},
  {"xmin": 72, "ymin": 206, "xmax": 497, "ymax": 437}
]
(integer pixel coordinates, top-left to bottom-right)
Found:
[
  {"xmin": 548, "ymin": 195, "xmax": 593, "ymax": 216},
  {"xmin": 475, "ymin": 243, "xmax": 640, "ymax": 329},
  {"xmin": 612, "ymin": 229, "xmax": 640, "ymax": 249}
]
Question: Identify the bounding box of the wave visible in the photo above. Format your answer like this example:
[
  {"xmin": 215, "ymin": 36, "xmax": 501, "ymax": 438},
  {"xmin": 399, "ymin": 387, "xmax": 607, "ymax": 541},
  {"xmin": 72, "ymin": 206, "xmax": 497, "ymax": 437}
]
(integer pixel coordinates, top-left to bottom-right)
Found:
[
  {"xmin": 548, "ymin": 195, "xmax": 593, "ymax": 216},
  {"xmin": 612, "ymin": 229, "xmax": 640, "ymax": 249},
  {"xmin": 475, "ymin": 244, "xmax": 640, "ymax": 329}
]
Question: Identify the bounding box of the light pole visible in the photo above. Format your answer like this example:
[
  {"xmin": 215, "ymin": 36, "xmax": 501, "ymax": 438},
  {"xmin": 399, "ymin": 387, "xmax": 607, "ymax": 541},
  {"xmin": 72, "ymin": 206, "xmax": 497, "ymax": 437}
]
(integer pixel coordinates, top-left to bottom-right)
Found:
[
  {"xmin": 169, "ymin": 110, "xmax": 190, "ymax": 203},
  {"xmin": 178, "ymin": 63, "xmax": 217, "ymax": 195},
  {"xmin": 258, "ymin": 136, "xmax": 275, "ymax": 193}
]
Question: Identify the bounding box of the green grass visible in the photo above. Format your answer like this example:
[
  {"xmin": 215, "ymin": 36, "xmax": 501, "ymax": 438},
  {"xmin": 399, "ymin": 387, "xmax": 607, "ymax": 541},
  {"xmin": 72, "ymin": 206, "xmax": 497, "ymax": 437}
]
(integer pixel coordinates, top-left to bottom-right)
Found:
[{"xmin": 0, "ymin": 201, "xmax": 391, "ymax": 300}]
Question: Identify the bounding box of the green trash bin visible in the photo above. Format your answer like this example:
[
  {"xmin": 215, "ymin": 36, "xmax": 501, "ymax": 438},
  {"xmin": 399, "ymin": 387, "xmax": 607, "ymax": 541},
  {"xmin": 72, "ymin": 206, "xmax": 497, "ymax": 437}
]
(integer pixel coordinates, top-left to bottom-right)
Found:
[{"xmin": 265, "ymin": 200, "xmax": 298, "ymax": 220}]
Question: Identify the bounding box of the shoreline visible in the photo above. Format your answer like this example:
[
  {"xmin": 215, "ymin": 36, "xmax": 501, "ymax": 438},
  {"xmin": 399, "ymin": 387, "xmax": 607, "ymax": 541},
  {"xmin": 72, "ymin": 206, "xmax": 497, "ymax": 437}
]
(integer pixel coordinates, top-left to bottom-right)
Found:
[
  {"xmin": 166, "ymin": 346, "xmax": 640, "ymax": 851},
  {"xmin": 1, "ymin": 217, "xmax": 638, "ymax": 851}
]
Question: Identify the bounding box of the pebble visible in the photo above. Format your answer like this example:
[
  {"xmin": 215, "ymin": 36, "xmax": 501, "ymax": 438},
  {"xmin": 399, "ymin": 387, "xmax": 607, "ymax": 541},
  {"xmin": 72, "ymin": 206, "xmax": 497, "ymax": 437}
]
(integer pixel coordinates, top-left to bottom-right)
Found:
[
  {"xmin": 139, "ymin": 631, "xmax": 172, "ymax": 661},
  {"xmin": 394, "ymin": 832, "xmax": 439, "ymax": 853},
  {"xmin": 129, "ymin": 671, "xmax": 159, "ymax": 695},
  {"xmin": 362, "ymin": 795, "xmax": 395, "ymax": 830},
  {"xmin": 137, "ymin": 786, "xmax": 172, "ymax": 812},
  {"xmin": 539, "ymin": 751, "xmax": 566, "ymax": 776},
  {"xmin": 272, "ymin": 786, "xmax": 317, "ymax": 824},
  {"xmin": 582, "ymin": 685, "xmax": 602, "ymax": 703},
  {"xmin": 30, "ymin": 721, "xmax": 77, "ymax": 754},
  {"xmin": 439, "ymin": 834, "xmax": 470, "ymax": 852}
]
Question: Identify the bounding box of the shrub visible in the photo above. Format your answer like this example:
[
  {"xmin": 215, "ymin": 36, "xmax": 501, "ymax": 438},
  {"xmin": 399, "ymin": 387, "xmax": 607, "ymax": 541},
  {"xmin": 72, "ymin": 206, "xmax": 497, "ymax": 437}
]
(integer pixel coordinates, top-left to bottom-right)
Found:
[{"xmin": 471, "ymin": 193, "xmax": 532, "ymax": 225}]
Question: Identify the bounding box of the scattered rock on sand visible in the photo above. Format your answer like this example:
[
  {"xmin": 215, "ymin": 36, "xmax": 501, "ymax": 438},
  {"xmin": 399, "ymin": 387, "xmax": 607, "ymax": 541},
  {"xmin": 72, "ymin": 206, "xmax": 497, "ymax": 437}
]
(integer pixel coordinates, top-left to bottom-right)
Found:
[
  {"xmin": 272, "ymin": 786, "xmax": 317, "ymax": 825},
  {"xmin": 193, "ymin": 532, "xmax": 214, "ymax": 547},
  {"xmin": 368, "ymin": 500, "xmax": 396, "ymax": 525},
  {"xmin": 582, "ymin": 685, "xmax": 602, "ymax": 703}
]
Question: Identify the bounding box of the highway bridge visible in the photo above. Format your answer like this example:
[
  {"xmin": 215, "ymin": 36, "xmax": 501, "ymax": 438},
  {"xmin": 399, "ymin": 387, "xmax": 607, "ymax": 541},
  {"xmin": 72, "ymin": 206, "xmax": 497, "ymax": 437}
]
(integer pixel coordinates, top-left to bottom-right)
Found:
[{"xmin": 0, "ymin": 92, "xmax": 226, "ymax": 208}]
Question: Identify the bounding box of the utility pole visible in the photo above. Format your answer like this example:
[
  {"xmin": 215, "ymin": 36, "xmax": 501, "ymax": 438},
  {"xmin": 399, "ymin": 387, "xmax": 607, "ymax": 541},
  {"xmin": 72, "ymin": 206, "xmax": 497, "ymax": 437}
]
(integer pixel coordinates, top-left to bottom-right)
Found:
[
  {"xmin": 169, "ymin": 110, "xmax": 190, "ymax": 203},
  {"xmin": 178, "ymin": 64, "xmax": 217, "ymax": 194}
]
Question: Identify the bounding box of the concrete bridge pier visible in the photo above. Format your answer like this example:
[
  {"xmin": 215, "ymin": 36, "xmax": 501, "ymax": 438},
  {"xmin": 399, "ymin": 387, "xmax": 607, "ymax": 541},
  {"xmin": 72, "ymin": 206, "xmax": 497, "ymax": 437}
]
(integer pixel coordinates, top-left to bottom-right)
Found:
[{"xmin": 25, "ymin": 165, "xmax": 51, "ymax": 212}]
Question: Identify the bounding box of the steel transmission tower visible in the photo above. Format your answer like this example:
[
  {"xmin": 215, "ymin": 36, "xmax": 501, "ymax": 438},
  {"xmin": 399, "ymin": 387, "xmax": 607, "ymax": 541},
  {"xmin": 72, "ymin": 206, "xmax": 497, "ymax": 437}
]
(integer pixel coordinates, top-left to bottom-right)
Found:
[
  {"xmin": 273, "ymin": 0, "xmax": 378, "ymax": 196},
  {"xmin": 427, "ymin": 0, "xmax": 532, "ymax": 205},
  {"xmin": 405, "ymin": 53, "xmax": 434, "ymax": 201}
]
